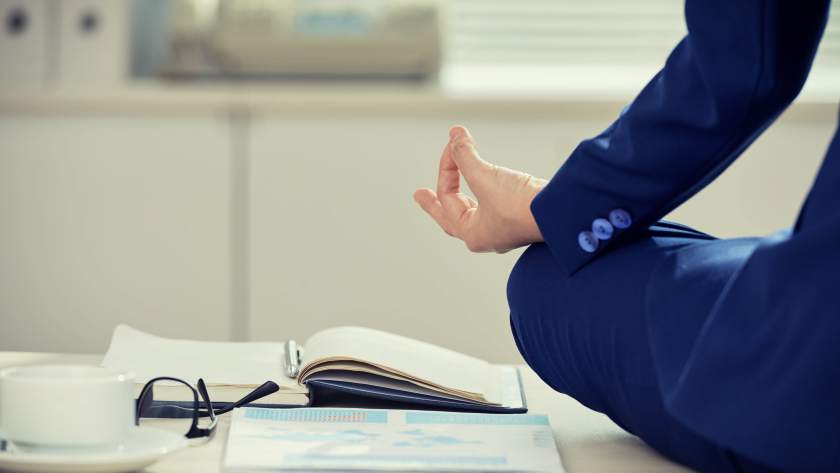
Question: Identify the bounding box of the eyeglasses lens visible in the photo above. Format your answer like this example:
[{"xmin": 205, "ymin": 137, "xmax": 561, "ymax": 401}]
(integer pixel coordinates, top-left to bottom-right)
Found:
[{"xmin": 137, "ymin": 379, "xmax": 213, "ymax": 437}]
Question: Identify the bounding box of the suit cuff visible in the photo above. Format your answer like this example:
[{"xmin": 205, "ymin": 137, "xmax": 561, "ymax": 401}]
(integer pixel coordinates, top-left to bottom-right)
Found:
[{"xmin": 531, "ymin": 165, "xmax": 639, "ymax": 275}]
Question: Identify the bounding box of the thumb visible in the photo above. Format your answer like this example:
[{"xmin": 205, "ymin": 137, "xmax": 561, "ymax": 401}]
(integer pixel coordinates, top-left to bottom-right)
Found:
[{"xmin": 449, "ymin": 126, "xmax": 493, "ymax": 188}]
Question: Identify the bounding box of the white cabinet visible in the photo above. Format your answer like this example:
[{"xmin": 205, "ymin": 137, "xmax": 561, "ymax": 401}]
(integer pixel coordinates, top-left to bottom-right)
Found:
[
  {"xmin": 0, "ymin": 114, "xmax": 232, "ymax": 353},
  {"xmin": 246, "ymin": 111, "xmax": 833, "ymax": 363},
  {"xmin": 247, "ymin": 117, "xmax": 604, "ymax": 363},
  {"xmin": 0, "ymin": 91, "xmax": 830, "ymax": 360}
]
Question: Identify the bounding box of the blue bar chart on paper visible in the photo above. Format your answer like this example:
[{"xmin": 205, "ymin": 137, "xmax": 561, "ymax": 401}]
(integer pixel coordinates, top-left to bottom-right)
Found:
[{"xmin": 223, "ymin": 408, "xmax": 565, "ymax": 472}]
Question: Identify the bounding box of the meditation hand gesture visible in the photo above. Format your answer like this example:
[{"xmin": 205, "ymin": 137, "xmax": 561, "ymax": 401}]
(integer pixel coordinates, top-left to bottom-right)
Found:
[{"xmin": 413, "ymin": 126, "xmax": 546, "ymax": 253}]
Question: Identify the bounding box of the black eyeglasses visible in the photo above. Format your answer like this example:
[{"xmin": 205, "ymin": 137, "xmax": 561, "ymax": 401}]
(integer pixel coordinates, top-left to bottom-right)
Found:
[{"xmin": 135, "ymin": 377, "xmax": 279, "ymax": 442}]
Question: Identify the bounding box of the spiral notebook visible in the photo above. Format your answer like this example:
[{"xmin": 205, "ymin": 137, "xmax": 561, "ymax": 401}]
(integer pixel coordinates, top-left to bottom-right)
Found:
[{"xmin": 101, "ymin": 325, "xmax": 527, "ymax": 413}]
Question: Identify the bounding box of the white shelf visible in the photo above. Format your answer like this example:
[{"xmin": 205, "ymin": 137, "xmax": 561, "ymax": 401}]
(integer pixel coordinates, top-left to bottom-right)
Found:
[
  {"xmin": 0, "ymin": 83, "xmax": 627, "ymax": 118},
  {"xmin": 1, "ymin": 64, "xmax": 838, "ymax": 120}
]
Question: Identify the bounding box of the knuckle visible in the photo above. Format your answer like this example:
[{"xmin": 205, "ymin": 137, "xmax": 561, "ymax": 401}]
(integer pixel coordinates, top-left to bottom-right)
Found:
[{"xmin": 519, "ymin": 173, "xmax": 535, "ymax": 190}]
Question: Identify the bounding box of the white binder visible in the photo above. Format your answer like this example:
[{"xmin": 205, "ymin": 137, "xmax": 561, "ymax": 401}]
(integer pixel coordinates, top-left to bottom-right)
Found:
[
  {"xmin": 0, "ymin": 0, "xmax": 49, "ymax": 87},
  {"xmin": 57, "ymin": 0, "xmax": 128, "ymax": 86}
]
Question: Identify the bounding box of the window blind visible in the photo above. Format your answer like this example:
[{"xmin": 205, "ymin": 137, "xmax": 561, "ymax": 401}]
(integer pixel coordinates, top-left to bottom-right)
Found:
[{"xmin": 447, "ymin": 0, "xmax": 840, "ymax": 69}]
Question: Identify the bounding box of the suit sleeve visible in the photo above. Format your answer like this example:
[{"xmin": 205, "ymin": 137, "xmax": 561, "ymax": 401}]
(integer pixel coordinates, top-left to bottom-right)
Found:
[{"xmin": 532, "ymin": 0, "xmax": 829, "ymax": 274}]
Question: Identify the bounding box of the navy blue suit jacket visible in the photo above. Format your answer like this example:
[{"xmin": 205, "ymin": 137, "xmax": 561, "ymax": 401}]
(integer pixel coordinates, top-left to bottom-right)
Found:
[
  {"xmin": 532, "ymin": 0, "xmax": 828, "ymax": 274},
  {"xmin": 530, "ymin": 1, "xmax": 840, "ymax": 470}
]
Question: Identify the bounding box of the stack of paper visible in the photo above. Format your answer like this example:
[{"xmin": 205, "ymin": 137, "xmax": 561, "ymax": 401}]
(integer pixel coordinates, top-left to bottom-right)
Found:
[{"xmin": 224, "ymin": 407, "xmax": 565, "ymax": 472}]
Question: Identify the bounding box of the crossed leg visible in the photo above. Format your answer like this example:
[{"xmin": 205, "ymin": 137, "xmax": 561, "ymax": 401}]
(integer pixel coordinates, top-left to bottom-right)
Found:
[{"xmin": 506, "ymin": 223, "xmax": 775, "ymax": 472}]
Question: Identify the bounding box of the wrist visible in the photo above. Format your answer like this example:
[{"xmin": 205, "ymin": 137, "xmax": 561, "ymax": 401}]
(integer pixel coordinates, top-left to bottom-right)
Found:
[{"xmin": 524, "ymin": 176, "xmax": 547, "ymax": 243}]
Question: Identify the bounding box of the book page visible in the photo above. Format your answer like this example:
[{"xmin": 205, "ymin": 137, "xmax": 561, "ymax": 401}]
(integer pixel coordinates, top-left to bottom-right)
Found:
[
  {"xmin": 305, "ymin": 370, "xmax": 488, "ymax": 404},
  {"xmin": 101, "ymin": 325, "xmax": 303, "ymax": 391},
  {"xmin": 303, "ymin": 361, "xmax": 493, "ymax": 404},
  {"xmin": 301, "ymin": 326, "xmax": 505, "ymax": 404}
]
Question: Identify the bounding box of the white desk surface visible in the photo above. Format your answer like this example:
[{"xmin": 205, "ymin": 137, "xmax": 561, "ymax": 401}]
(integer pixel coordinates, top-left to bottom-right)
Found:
[{"xmin": 0, "ymin": 352, "xmax": 691, "ymax": 473}]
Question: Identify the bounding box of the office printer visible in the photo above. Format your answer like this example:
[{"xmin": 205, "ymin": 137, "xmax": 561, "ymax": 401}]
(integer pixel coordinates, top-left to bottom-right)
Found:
[{"xmin": 162, "ymin": 0, "xmax": 443, "ymax": 78}]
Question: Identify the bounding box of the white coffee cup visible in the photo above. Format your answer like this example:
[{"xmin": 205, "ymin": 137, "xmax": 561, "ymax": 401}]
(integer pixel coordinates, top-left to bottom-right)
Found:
[{"xmin": 0, "ymin": 365, "xmax": 135, "ymax": 450}]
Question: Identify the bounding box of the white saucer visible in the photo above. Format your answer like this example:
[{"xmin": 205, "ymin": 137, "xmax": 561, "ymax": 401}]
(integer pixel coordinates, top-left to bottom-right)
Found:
[{"xmin": 0, "ymin": 426, "xmax": 188, "ymax": 473}]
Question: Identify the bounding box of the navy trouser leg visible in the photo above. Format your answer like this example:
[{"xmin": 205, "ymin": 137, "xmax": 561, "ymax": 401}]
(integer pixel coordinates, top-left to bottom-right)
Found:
[{"xmin": 507, "ymin": 226, "xmax": 772, "ymax": 473}]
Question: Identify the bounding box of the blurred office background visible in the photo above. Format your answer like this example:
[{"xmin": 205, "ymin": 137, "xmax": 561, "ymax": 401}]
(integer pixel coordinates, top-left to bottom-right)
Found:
[{"xmin": 1, "ymin": 0, "xmax": 839, "ymax": 362}]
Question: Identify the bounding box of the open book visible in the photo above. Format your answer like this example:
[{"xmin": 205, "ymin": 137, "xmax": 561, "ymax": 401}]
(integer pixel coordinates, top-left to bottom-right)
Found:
[{"xmin": 102, "ymin": 325, "xmax": 526, "ymax": 413}]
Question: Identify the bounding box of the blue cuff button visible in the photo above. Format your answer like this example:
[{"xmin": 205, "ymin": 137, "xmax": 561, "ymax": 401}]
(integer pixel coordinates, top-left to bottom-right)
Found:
[
  {"xmin": 592, "ymin": 218, "xmax": 614, "ymax": 240},
  {"xmin": 578, "ymin": 231, "xmax": 599, "ymax": 253},
  {"xmin": 609, "ymin": 208, "xmax": 632, "ymax": 229}
]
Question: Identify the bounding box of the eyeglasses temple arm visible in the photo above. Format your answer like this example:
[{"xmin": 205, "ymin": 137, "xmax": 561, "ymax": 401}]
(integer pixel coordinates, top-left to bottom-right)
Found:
[{"xmin": 213, "ymin": 381, "xmax": 280, "ymax": 415}]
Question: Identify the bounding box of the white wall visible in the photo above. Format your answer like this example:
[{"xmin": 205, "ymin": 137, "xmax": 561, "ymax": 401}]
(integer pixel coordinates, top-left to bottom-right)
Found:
[
  {"xmin": 0, "ymin": 97, "xmax": 835, "ymax": 362},
  {"xmin": 247, "ymin": 117, "xmax": 582, "ymax": 364},
  {"xmin": 247, "ymin": 108, "xmax": 837, "ymax": 363}
]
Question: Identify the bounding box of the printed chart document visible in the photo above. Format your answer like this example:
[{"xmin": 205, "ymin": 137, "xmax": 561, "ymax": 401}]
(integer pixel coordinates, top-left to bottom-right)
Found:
[{"xmin": 224, "ymin": 407, "xmax": 565, "ymax": 472}]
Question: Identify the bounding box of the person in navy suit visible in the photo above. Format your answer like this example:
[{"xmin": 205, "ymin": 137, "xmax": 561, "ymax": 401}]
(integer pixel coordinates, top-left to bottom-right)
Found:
[{"xmin": 414, "ymin": 1, "xmax": 838, "ymax": 471}]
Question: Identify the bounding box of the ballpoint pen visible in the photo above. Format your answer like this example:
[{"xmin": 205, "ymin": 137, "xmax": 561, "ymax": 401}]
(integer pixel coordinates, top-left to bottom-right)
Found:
[{"xmin": 284, "ymin": 340, "xmax": 301, "ymax": 379}]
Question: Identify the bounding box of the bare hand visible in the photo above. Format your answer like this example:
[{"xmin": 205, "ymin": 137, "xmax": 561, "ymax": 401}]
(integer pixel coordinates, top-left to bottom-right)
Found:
[{"xmin": 413, "ymin": 126, "xmax": 546, "ymax": 253}]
